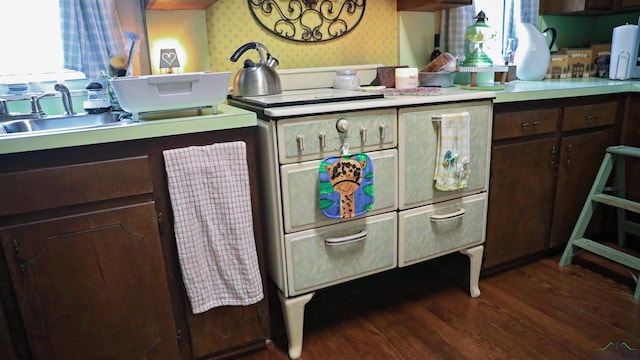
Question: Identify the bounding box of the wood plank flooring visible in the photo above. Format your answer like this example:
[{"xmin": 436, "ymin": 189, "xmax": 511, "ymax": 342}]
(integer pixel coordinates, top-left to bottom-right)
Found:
[{"xmin": 238, "ymin": 251, "xmax": 640, "ymax": 359}]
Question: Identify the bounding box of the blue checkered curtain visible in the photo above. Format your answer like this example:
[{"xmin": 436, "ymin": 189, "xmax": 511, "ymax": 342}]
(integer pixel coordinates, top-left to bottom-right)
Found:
[
  {"xmin": 60, "ymin": 0, "xmax": 124, "ymax": 79},
  {"xmin": 440, "ymin": 5, "xmax": 476, "ymax": 62},
  {"xmin": 504, "ymin": 0, "xmax": 540, "ymax": 42},
  {"xmin": 440, "ymin": 0, "xmax": 539, "ymax": 62}
]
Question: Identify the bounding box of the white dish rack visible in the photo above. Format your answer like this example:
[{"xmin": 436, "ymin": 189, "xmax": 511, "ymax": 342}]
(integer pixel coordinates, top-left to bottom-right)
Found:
[{"xmin": 110, "ymin": 72, "xmax": 230, "ymax": 120}]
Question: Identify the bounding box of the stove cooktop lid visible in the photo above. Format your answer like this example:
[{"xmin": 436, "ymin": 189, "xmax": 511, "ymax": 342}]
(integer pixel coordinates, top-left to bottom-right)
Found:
[{"xmin": 232, "ymin": 88, "xmax": 384, "ymax": 108}]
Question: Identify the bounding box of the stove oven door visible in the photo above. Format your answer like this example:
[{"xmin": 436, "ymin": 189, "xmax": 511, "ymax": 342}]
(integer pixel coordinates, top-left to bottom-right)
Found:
[{"xmin": 398, "ymin": 100, "xmax": 492, "ymax": 210}]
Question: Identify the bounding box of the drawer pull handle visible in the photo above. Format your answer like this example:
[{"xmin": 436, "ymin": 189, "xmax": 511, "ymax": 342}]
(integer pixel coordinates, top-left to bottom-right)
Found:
[
  {"xmin": 430, "ymin": 208, "xmax": 466, "ymax": 222},
  {"xmin": 296, "ymin": 134, "xmax": 304, "ymax": 151},
  {"xmin": 360, "ymin": 127, "xmax": 367, "ymax": 143},
  {"xmin": 585, "ymin": 114, "xmax": 601, "ymax": 120},
  {"xmin": 521, "ymin": 121, "xmax": 541, "ymax": 128},
  {"xmin": 325, "ymin": 230, "xmax": 368, "ymax": 246}
]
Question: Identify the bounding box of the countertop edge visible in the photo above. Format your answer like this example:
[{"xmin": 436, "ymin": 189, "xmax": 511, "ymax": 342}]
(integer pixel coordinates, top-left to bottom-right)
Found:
[{"xmin": 0, "ymin": 104, "xmax": 257, "ymax": 155}]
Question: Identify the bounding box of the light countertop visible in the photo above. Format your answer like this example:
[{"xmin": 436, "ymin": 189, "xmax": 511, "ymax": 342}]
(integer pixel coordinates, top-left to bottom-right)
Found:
[
  {"xmin": 494, "ymin": 77, "xmax": 639, "ymax": 103},
  {"xmin": 2, "ymin": 77, "xmax": 638, "ymax": 155}
]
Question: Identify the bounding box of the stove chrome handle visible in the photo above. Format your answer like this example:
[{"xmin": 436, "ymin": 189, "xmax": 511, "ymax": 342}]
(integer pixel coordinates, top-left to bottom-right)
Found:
[
  {"xmin": 379, "ymin": 124, "xmax": 387, "ymax": 140},
  {"xmin": 360, "ymin": 126, "xmax": 367, "ymax": 143},
  {"xmin": 296, "ymin": 134, "xmax": 304, "ymax": 152},
  {"xmin": 324, "ymin": 230, "xmax": 368, "ymax": 246},
  {"xmin": 318, "ymin": 132, "xmax": 326, "ymax": 149},
  {"xmin": 430, "ymin": 208, "xmax": 466, "ymax": 222}
]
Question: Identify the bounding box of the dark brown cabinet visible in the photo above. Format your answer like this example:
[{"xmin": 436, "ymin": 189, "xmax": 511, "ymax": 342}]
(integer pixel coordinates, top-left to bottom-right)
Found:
[
  {"xmin": 486, "ymin": 96, "xmax": 621, "ymax": 269},
  {"xmin": 0, "ymin": 127, "xmax": 269, "ymax": 359},
  {"xmin": 550, "ymin": 129, "xmax": 614, "ymax": 247},
  {"xmin": 540, "ymin": 0, "xmax": 640, "ymax": 13},
  {"xmin": 0, "ymin": 204, "xmax": 180, "ymax": 360},
  {"xmin": 397, "ymin": 0, "xmax": 472, "ymax": 12},
  {"xmin": 486, "ymin": 137, "xmax": 557, "ymax": 268},
  {"xmin": 540, "ymin": 0, "xmax": 613, "ymax": 14}
]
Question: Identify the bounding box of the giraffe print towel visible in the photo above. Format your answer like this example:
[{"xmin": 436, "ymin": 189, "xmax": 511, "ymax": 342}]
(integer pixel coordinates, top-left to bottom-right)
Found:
[
  {"xmin": 163, "ymin": 141, "xmax": 263, "ymax": 314},
  {"xmin": 319, "ymin": 153, "xmax": 375, "ymax": 219}
]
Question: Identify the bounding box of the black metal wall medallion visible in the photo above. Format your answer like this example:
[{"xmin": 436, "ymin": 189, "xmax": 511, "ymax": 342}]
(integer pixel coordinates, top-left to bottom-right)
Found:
[{"xmin": 248, "ymin": 0, "xmax": 366, "ymax": 42}]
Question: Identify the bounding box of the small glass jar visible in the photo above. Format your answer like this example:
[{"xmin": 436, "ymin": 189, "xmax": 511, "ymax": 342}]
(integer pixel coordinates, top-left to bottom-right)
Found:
[{"xmin": 333, "ymin": 70, "xmax": 360, "ymax": 90}]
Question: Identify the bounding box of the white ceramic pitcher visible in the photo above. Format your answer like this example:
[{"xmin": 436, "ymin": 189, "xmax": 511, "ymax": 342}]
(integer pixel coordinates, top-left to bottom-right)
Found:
[{"xmin": 514, "ymin": 23, "xmax": 551, "ymax": 81}]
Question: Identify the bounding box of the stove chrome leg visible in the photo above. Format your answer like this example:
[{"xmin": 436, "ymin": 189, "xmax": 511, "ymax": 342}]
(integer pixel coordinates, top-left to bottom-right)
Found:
[
  {"xmin": 460, "ymin": 245, "xmax": 484, "ymax": 298},
  {"xmin": 278, "ymin": 291, "xmax": 314, "ymax": 359}
]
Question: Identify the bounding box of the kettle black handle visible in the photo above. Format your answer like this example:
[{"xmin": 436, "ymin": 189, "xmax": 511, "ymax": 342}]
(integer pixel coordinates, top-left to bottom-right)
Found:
[
  {"xmin": 230, "ymin": 42, "xmax": 258, "ymax": 63},
  {"xmin": 542, "ymin": 27, "xmax": 557, "ymax": 50}
]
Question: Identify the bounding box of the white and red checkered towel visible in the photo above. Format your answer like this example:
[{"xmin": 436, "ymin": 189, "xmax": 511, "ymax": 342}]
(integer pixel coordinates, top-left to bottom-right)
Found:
[{"xmin": 163, "ymin": 141, "xmax": 263, "ymax": 314}]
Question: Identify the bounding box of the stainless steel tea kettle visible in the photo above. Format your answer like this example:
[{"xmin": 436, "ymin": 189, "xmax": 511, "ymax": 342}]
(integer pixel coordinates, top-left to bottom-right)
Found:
[{"xmin": 230, "ymin": 42, "xmax": 282, "ymax": 97}]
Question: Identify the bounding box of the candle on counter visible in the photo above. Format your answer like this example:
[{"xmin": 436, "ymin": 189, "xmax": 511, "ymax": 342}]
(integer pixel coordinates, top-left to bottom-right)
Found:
[{"xmin": 395, "ymin": 68, "xmax": 419, "ymax": 89}]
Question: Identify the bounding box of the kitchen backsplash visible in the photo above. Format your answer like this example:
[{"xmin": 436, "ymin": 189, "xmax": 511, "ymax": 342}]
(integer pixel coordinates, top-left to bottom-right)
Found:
[
  {"xmin": 541, "ymin": 12, "xmax": 640, "ymax": 50},
  {"xmin": 205, "ymin": 0, "xmax": 398, "ymax": 73}
]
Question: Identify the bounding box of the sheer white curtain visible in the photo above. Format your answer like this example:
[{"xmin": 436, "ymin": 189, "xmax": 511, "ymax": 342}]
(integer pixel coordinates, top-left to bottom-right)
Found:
[
  {"xmin": 61, "ymin": 0, "xmax": 125, "ymax": 79},
  {"xmin": 440, "ymin": 0, "xmax": 539, "ymax": 62}
]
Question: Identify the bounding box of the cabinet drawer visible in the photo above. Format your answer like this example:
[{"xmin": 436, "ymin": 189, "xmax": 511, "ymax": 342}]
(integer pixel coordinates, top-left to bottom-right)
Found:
[
  {"xmin": 277, "ymin": 109, "xmax": 397, "ymax": 164},
  {"xmin": 398, "ymin": 101, "xmax": 492, "ymax": 209},
  {"xmin": 398, "ymin": 193, "xmax": 486, "ymax": 266},
  {"xmin": 285, "ymin": 212, "xmax": 397, "ymax": 296},
  {"xmin": 562, "ymin": 102, "xmax": 617, "ymax": 131},
  {"xmin": 281, "ymin": 149, "xmax": 397, "ymax": 233},
  {"xmin": 0, "ymin": 157, "xmax": 153, "ymax": 216},
  {"xmin": 493, "ymin": 108, "xmax": 559, "ymax": 140}
]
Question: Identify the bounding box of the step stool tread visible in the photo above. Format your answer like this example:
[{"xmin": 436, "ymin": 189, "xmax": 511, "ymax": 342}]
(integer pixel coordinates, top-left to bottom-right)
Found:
[
  {"xmin": 592, "ymin": 194, "xmax": 640, "ymax": 214},
  {"xmin": 607, "ymin": 145, "xmax": 640, "ymax": 158},
  {"xmin": 573, "ymin": 238, "xmax": 640, "ymax": 272}
]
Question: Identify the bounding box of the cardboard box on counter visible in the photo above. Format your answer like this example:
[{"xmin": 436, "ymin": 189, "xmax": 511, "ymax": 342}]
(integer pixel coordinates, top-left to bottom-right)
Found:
[
  {"xmin": 546, "ymin": 53, "xmax": 569, "ymax": 79},
  {"xmin": 562, "ymin": 48, "xmax": 592, "ymax": 78}
]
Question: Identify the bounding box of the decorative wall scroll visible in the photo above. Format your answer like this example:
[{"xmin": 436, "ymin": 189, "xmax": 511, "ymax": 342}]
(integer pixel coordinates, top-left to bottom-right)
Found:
[{"xmin": 248, "ymin": 0, "xmax": 366, "ymax": 42}]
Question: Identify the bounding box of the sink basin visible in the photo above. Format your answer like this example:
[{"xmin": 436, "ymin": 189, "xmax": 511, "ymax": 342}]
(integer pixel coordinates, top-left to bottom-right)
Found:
[{"xmin": 1, "ymin": 112, "xmax": 132, "ymax": 134}]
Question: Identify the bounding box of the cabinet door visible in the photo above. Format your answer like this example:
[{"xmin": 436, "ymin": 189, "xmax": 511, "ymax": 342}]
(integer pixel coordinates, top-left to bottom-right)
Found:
[
  {"xmin": 0, "ymin": 203, "xmax": 179, "ymax": 360},
  {"xmin": 485, "ymin": 138, "xmax": 557, "ymax": 269},
  {"xmin": 186, "ymin": 303, "xmax": 267, "ymax": 359},
  {"xmin": 549, "ymin": 129, "xmax": 615, "ymax": 248}
]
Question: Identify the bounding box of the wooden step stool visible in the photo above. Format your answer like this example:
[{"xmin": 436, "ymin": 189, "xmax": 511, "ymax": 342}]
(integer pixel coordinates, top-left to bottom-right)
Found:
[{"xmin": 559, "ymin": 145, "xmax": 640, "ymax": 300}]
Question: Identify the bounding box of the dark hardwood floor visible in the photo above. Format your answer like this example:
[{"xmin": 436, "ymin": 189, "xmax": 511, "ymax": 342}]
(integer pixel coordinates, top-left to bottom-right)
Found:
[{"xmin": 238, "ymin": 250, "xmax": 640, "ymax": 359}]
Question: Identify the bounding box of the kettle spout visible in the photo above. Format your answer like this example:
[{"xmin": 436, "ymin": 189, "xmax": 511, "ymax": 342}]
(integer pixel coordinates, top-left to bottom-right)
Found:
[{"xmin": 265, "ymin": 54, "xmax": 279, "ymax": 69}]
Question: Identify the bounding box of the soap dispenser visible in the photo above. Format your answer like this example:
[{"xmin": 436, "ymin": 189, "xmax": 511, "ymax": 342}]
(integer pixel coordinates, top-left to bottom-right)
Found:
[{"xmin": 83, "ymin": 82, "xmax": 111, "ymax": 113}]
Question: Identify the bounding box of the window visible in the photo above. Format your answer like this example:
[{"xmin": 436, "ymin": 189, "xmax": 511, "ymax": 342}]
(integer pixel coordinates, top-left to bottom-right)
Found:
[{"xmin": 0, "ymin": 1, "xmax": 85, "ymax": 84}]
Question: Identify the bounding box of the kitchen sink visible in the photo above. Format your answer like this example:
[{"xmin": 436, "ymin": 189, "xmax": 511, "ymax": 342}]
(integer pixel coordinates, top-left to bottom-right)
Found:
[{"xmin": 1, "ymin": 111, "xmax": 132, "ymax": 134}]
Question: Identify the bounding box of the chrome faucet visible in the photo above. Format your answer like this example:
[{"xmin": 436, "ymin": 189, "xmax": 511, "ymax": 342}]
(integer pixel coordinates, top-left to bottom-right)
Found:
[
  {"xmin": 54, "ymin": 83, "xmax": 77, "ymax": 116},
  {"xmin": 0, "ymin": 93, "xmax": 54, "ymax": 121}
]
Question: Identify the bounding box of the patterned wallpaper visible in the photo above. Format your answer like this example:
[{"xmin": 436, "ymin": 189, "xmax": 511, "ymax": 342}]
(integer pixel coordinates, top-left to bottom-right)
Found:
[{"xmin": 205, "ymin": 0, "xmax": 399, "ymax": 74}]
